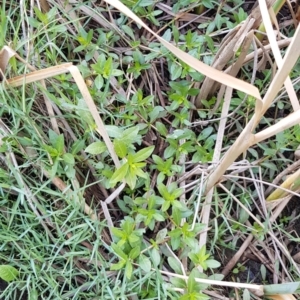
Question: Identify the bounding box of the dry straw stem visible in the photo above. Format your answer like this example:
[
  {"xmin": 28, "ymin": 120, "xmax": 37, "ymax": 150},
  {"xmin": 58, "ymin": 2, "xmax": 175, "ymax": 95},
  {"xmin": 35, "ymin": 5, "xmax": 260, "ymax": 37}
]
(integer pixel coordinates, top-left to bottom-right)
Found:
[
  {"xmin": 103, "ymin": 0, "xmax": 261, "ymax": 102},
  {"xmin": 267, "ymin": 168, "xmax": 300, "ymax": 201},
  {"xmin": 205, "ymin": 24, "xmax": 300, "ymax": 194},
  {"xmin": 160, "ymin": 270, "xmax": 264, "ymax": 295},
  {"xmin": 258, "ymin": 0, "xmax": 299, "ymax": 110},
  {"xmin": 199, "ymin": 87, "xmax": 233, "ymax": 256}
]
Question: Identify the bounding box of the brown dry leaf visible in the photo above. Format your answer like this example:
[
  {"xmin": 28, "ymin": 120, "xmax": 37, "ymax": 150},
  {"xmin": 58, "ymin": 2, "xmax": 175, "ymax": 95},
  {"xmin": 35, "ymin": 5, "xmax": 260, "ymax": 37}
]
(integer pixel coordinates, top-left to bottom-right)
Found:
[
  {"xmin": 103, "ymin": 0, "xmax": 262, "ymax": 101},
  {"xmin": 0, "ymin": 46, "xmax": 16, "ymax": 80},
  {"xmin": 6, "ymin": 63, "xmax": 73, "ymax": 86},
  {"xmin": 267, "ymin": 295, "xmax": 296, "ymax": 300}
]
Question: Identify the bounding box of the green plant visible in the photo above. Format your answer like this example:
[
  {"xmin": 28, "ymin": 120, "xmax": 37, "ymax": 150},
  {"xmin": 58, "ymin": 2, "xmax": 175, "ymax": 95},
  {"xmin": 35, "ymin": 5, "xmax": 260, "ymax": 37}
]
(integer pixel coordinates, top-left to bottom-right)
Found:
[
  {"xmin": 0, "ymin": 265, "xmax": 18, "ymax": 282},
  {"xmin": 232, "ymin": 263, "xmax": 247, "ymax": 275},
  {"xmin": 110, "ymin": 145, "xmax": 154, "ymax": 189}
]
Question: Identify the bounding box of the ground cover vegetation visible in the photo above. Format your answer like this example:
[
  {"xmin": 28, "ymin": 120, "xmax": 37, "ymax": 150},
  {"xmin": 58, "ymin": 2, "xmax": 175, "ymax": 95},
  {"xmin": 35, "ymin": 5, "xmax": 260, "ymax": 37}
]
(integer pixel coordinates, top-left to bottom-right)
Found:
[{"xmin": 0, "ymin": 0, "xmax": 300, "ymax": 299}]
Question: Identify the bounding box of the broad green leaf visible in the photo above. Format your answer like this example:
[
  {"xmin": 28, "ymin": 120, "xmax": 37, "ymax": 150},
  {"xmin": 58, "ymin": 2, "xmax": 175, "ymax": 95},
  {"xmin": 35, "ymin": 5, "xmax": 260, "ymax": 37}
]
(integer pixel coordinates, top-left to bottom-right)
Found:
[
  {"xmin": 128, "ymin": 233, "xmax": 140, "ymax": 247},
  {"xmin": 110, "ymin": 260, "xmax": 126, "ymax": 271},
  {"xmin": 151, "ymin": 248, "xmax": 161, "ymax": 267},
  {"xmin": 164, "ymin": 145, "xmax": 175, "ymax": 158},
  {"xmin": 43, "ymin": 145, "xmax": 58, "ymax": 157},
  {"xmin": 134, "ymin": 167, "xmax": 147, "ymax": 179},
  {"xmin": 170, "ymin": 62, "xmax": 182, "ymax": 80},
  {"xmin": 156, "ymin": 228, "xmax": 167, "ymax": 243},
  {"xmin": 133, "ymin": 146, "xmax": 154, "ymax": 162},
  {"xmin": 187, "ymin": 268, "xmax": 198, "ymax": 293},
  {"xmin": 94, "ymin": 74, "xmax": 104, "ymax": 89},
  {"xmin": 139, "ymin": 254, "xmax": 151, "ymax": 272},
  {"xmin": 153, "ymin": 213, "xmax": 165, "ymax": 222},
  {"xmin": 122, "ymin": 126, "xmax": 140, "ymax": 144},
  {"xmin": 111, "ymin": 69, "xmax": 124, "ymax": 76},
  {"xmin": 149, "ymin": 106, "xmax": 165, "ymax": 123},
  {"xmin": 168, "ymin": 257, "xmax": 182, "ymax": 274},
  {"xmin": 129, "ymin": 246, "xmax": 140, "ymax": 260},
  {"xmin": 0, "ymin": 265, "xmax": 18, "ymax": 282},
  {"xmin": 121, "ymin": 24, "xmax": 135, "ymax": 40},
  {"xmin": 264, "ymin": 282, "xmax": 300, "ymax": 295},
  {"xmin": 71, "ymin": 139, "xmax": 85, "ymax": 154},
  {"xmin": 62, "ymin": 153, "xmax": 75, "ymax": 165},
  {"xmin": 172, "ymin": 207, "xmax": 182, "ymax": 226},
  {"xmin": 105, "ymin": 125, "xmax": 123, "ymax": 138},
  {"xmin": 155, "ymin": 122, "xmax": 168, "ymax": 137},
  {"xmin": 205, "ymin": 259, "xmax": 221, "ymax": 269},
  {"xmin": 111, "ymin": 227, "xmax": 125, "ymax": 239},
  {"xmin": 114, "ymin": 139, "xmax": 128, "ymax": 158},
  {"xmin": 111, "ymin": 243, "xmax": 127, "ymax": 260},
  {"xmin": 76, "ymin": 99, "xmax": 95, "ymax": 126},
  {"xmin": 208, "ymin": 274, "xmax": 224, "ymax": 281},
  {"xmin": 243, "ymin": 289, "xmax": 250, "ymax": 300},
  {"xmin": 126, "ymin": 172, "xmax": 137, "ymax": 190},
  {"xmin": 125, "ymin": 261, "xmax": 133, "ymax": 279},
  {"xmin": 110, "ymin": 163, "xmax": 129, "ymax": 186},
  {"xmin": 152, "ymin": 154, "xmax": 164, "ymax": 165},
  {"xmin": 85, "ymin": 141, "xmax": 107, "ymax": 155}
]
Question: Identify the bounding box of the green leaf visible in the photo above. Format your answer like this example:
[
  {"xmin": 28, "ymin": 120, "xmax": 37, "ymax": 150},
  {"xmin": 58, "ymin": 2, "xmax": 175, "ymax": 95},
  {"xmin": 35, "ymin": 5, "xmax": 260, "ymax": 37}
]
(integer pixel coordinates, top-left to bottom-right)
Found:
[
  {"xmin": 133, "ymin": 146, "xmax": 155, "ymax": 162},
  {"xmin": 114, "ymin": 139, "xmax": 128, "ymax": 158},
  {"xmin": 62, "ymin": 153, "xmax": 75, "ymax": 165},
  {"xmin": 110, "ymin": 163, "xmax": 129, "ymax": 186},
  {"xmin": 125, "ymin": 261, "xmax": 133, "ymax": 279},
  {"xmin": 155, "ymin": 122, "xmax": 168, "ymax": 137},
  {"xmin": 111, "ymin": 69, "xmax": 123, "ymax": 76},
  {"xmin": 110, "ymin": 260, "xmax": 126, "ymax": 271},
  {"xmin": 168, "ymin": 257, "xmax": 182, "ymax": 274},
  {"xmin": 149, "ymin": 106, "xmax": 165, "ymax": 123},
  {"xmin": 85, "ymin": 141, "xmax": 107, "ymax": 155},
  {"xmin": 243, "ymin": 289, "xmax": 250, "ymax": 300},
  {"xmin": 264, "ymin": 282, "xmax": 300, "ymax": 295},
  {"xmin": 105, "ymin": 125, "xmax": 123, "ymax": 138},
  {"xmin": 71, "ymin": 139, "xmax": 85, "ymax": 154},
  {"xmin": 54, "ymin": 134, "xmax": 64, "ymax": 155},
  {"xmin": 187, "ymin": 268, "xmax": 197, "ymax": 293},
  {"xmin": 139, "ymin": 254, "xmax": 151, "ymax": 272},
  {"xmin": 128, "ymin": 233, "xmax": 140, "ymax": 247},
  {"xmin": 111, "ymin": 227, "xmax": 125, "ymax": 239},
  {"xmin": 205, "ymin": 259, "xmax": 221, "ymax": 269},
  {"xmin": 151, "ymin": 248, "xmax": 161, "ymax": 267},
  {"xmin": 129, "ymin": 246, "xmax": 140, "ymax": 260},
  {"xmin": 126, "ymin": 172, "xmax": 137, "ymax": 190},
  {"xmin": 94, "ymin": 74, "xmax": 104, "ymax": 89},
  {"xmin": 156, "ymin": 228, "xmax": 167, "ymax": 243},
  {"xmin": 170, "ymin": 62, "xmax": 182, "ymax": 80},
  {"xmin": 121, "ymin": 24, "xmax": 135, "ymax": 40},
  {"xmin": 111, "ymin": 243, "xmax": 127, "ymax": 260},
  {"xmin": 0, "ymin": 265, "xmax": 18, "ymax": 282},
  {"xmin": 208, "ymin": 274, "xmax": 224, "ymax": 281},
  {"xmin": 122, "ymin": 126, "xmax": 140, "ymax": 144}
]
